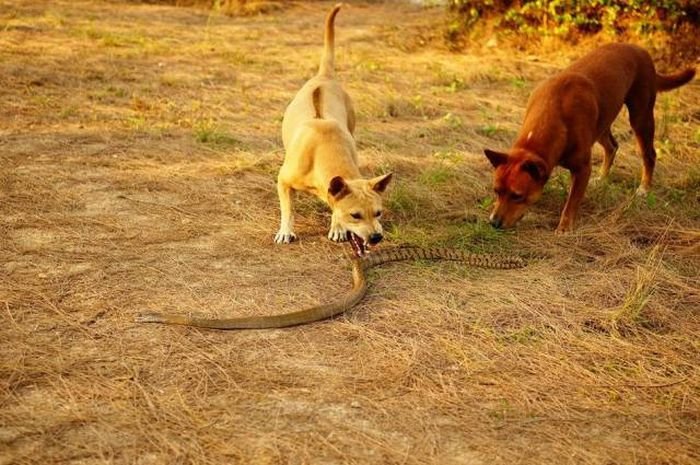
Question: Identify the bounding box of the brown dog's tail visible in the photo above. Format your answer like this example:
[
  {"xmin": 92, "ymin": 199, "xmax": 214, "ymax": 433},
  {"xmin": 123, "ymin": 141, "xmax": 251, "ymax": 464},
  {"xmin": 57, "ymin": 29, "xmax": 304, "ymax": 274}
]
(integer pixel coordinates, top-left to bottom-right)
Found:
[
  {"xmin": 318, "ymin": 4, "xmax": 342, "ymax": 77},
  {"xmin": 656, "ymin": 68, "xmax": 695, "ymax": 92}
]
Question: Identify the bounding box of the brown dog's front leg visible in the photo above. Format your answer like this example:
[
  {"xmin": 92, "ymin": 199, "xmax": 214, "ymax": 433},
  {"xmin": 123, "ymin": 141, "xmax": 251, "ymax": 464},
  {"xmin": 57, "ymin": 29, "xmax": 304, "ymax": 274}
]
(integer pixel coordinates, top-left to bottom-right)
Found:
[{"xmin": 556, "ymin": 163, "xmax": 591, "ymax": 234}]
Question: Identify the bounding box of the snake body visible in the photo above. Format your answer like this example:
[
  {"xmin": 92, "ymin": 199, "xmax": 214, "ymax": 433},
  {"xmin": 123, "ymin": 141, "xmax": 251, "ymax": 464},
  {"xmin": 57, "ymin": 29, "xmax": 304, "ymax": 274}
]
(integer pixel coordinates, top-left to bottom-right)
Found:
[{"xmin": 135, "ymin": 247, "xmax": 525, "ymax": 330}]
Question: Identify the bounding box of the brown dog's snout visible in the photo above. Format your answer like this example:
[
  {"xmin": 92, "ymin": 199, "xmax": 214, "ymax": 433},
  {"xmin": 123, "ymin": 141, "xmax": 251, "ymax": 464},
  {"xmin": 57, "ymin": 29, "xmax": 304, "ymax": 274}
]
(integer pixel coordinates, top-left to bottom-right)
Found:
[
  {"xmin": 489, "ymin": 211, "xmax": 504, "ymax": 229},
  {"xmin": 369, "ymin": 233, "xmax": 383, "ymax": 245}
]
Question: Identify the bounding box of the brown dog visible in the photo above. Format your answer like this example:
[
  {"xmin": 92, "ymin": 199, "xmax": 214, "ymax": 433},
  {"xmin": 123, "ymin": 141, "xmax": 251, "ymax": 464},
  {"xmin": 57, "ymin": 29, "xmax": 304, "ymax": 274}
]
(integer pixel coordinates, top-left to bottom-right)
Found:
[{"xmin": 484, "ymin": 43, "xmax": 695, "ymax": 233}]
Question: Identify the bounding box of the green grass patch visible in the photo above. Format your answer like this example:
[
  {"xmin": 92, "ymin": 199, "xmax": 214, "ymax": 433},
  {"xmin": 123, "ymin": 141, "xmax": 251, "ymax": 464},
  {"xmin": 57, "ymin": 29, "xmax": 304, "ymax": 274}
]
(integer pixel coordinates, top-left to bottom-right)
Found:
[
  {"xmin": 385, "ymin": 224, "xmax": 433, "ymax": 248},
  {"xmin": 440, "ymin": 220, "xmax": 515, "ymax": 254},
  {"xmin": 108, "ymin": 86, "xmax": 129, "ymax": 98},
  {"xmin": 418, "ymin": 165, "xmax": 455, "ymax": 187},
  {"xmin": 476, "ymin": 123, "xmax": 509, "ymax": 139},
  {"xmin": 387, "ymin": 213, "xmax": 514, "ymax": 255},
  {"xmin": 221, "ymin": 49, "xmax": 257, "ymax": 66},
  {"xmin": 59, "ymin": 106, "xmax": 79, "ymax": 119},
  {"xmin": 193, "ymin": 119, "xmax": 240, "ymax": 146},
  {"xmin": 386, "ymin": 182, "xmax": 426, "ymax": 220},
  {"xmin": 101, "ymin": 31, "xmax": 147, "ymax": 48},
  {"xmin": 509, "ymin": 76, "xmax": 527, "ymax": 89},
  {"xmin": 477, "ymin": 195, "xmax": 494, "ymax": 211},
  {"xmin": 355, "ymin": 60, "xmax": 382, "ymax": 73},
  {"xmin": 30, "ymin": 95, "xmax": 54, "ymax": 108},
  {"xmin": 542, "ymin": 171, "xmax": 569, "ymax": 200},
  {"xmin": 433, "ymin": 66, "xmax": 468, "ymax": 92},
  {"xmin": 126, "ymin": 115, "xmax": 146, "ymax": 131},
  {"xmin": 586, "ymin": 177, "xmax": 628, "ymax": 209},
  {"xmin": 432, "ymin": 150, "xmax": 464, "ymax": 164},
  {"xmin": 442, "ymin": 112, "xmax": 463, "ymax": 129},
  {"xmin": 79, "ymin": 26, "xmax": 149, "ymax": 48},
  {"xmin": 681, "ymin": 166, "xmax": 700, "ymax": 191}
]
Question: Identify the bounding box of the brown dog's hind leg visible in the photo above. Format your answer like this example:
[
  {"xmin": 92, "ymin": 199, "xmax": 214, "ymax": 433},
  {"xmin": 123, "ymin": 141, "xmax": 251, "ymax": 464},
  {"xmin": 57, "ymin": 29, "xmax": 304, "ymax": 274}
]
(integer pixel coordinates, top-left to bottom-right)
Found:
[
  {"xmin": 556, "ymin": 160, "xmax": 592, "ymax": 234},
  {"xmin": 627, "ymin": 94, "xmax": 657, "ymax": 195},
  {"xmin": 597, "ymin": 129, "xmax": 619, "ymax": 178}
]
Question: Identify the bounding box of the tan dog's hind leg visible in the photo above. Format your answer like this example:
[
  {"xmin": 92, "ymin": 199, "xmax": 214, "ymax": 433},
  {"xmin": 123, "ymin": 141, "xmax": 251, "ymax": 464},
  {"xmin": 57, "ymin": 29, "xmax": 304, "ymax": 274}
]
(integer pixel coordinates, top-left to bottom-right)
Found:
[
  {"xmin": 556, "ymin": 160, "xmax": 592, "ymax": 234},
  {"xmin": 597, "ymin": 129, "xmax": 619, "ymax": 179},
  {"xmin": 275, "ymin": 180, "xmax": 297, "ymax": 244}
]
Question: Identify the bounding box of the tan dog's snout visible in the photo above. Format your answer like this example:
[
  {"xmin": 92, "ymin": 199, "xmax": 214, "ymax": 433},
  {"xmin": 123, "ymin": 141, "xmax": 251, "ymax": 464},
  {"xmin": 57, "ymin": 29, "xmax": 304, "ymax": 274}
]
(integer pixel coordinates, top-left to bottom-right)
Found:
[{"xmin": 369, "ymin": 232, "xmax": 383, "ymax": 245}]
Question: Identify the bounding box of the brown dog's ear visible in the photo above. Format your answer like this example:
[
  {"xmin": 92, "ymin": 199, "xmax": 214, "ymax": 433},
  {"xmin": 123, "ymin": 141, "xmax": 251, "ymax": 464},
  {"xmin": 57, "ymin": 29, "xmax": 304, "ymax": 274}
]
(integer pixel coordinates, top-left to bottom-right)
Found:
[
  {"xmin": 484, "ymin": 149, "xmax": 508, "ymax": 168},
  {"xmin": 370, "ymin": 172, "xmax": 393, "ymax": 193},
  {"xmin": 329, "ymin": 176, "xmax": 350, "ymax": 199},
  {"xmin": 521, "ymin": 159, "xmax": 549, "ymax": 183}
]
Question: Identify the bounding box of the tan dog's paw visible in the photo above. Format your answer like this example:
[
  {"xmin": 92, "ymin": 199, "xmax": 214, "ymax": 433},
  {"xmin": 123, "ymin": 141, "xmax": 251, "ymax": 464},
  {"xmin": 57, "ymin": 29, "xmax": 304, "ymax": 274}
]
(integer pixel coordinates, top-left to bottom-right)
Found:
[
  {"xmin": 275, "ymin": 230, "xmax": 297, "ymax": 244},
  {"xmin": 328, "ymin": 225, "xmax": 348, "ymax": 242}
]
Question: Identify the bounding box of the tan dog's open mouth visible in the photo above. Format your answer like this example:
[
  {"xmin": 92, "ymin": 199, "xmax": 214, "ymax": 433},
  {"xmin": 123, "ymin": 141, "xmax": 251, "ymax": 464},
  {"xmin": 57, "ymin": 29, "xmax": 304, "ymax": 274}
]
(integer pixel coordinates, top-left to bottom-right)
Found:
[{"xmin": 347, "ymin": 231, "xmax": 367, "ymax": 257}]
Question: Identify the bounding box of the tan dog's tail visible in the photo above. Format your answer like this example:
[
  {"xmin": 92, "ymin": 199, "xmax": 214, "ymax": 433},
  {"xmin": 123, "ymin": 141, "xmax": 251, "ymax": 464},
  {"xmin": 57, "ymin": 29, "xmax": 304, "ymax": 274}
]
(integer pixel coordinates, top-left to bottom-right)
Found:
[
  {"xmin": 318, "ymin": 3, "xmax": 342, "ymax": 77},
  {"xmin": 656, "ymin": 68, "xmax": 695, "ymax": 92}
]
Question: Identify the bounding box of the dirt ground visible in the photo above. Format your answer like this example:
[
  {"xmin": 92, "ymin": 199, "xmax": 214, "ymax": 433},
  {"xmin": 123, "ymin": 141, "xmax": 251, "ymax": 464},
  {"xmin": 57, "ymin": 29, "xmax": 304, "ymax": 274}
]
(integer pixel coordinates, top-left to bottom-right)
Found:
[{"xmin": 1, "ymin": 1, "xmax": 699, "ymax": 464}]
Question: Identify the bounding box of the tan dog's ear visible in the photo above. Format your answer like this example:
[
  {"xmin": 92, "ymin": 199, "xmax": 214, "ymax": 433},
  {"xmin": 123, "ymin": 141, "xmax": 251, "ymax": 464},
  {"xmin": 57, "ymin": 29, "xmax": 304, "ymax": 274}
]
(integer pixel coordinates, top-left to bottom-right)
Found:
[
  {"xmin": 329, "ymin": 176, "xmax": 350, "ymax": 199},
  {"xmin": 521, "ymin": 159, "xmax": 548, "ymax": 183},
  {"xmin": 370, "ymin": 172, "xmax": 393, "ymax": 193},
  {"xmin": 484, "ymin": 149, "xmax": 508, "ymax": 168}
]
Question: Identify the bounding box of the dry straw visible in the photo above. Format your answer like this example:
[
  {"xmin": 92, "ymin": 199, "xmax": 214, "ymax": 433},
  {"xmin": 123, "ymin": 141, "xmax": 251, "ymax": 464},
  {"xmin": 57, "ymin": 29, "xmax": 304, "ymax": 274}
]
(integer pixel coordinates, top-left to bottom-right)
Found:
[{"xmin": 1, "ymin": 1, "xmax": 698, "ymax": 464}]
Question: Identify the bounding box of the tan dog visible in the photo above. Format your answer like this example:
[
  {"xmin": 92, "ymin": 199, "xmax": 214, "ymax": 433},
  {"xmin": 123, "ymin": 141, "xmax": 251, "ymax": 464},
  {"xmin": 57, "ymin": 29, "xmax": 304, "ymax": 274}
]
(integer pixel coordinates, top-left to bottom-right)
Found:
[
  {"xmin": 275, "ymin": 4, "xmax": 392, "ymax": 255},
  {"xmin": 483, "ymin": 43, "xmax": 695, "ymax": 233}
]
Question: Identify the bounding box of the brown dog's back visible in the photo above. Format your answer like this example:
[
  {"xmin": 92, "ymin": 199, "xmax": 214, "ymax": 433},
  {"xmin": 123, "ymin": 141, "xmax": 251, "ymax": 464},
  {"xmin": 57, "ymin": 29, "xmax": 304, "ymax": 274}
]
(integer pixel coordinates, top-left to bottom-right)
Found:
[
  {"xmin": 566, "ymin": 44, "xmax": 694, "ymax": 133},
  {"xmin": 568, "ymin": 44, "xmax": 653, "ymax": 135},
  {"xmin": 521, "ymin": 43, "xmax": 695, "ymax": 154}
]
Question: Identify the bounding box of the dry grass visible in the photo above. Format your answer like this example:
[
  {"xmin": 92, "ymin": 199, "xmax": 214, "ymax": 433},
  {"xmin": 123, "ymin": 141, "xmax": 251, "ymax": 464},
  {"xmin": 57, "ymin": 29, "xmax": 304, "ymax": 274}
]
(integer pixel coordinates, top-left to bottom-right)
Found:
[{"xmin": 1, "ymin": 1, "xmax": 699, "ymax": 464}]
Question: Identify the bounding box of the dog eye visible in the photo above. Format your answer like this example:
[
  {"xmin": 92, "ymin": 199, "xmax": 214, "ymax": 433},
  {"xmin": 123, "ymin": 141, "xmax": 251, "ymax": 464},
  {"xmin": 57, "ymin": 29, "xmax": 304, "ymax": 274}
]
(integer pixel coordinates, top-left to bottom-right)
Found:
[
  {"xmin": 374, "ymin": 211, "xmax": 382, "ymax": 218},
  {"xmin": 351, "ymin": 212, "xmax": 363, "ymax": 220},
  {"xmin": 510, "ymin": 193, "xmax": 525, "ymax": 203}
]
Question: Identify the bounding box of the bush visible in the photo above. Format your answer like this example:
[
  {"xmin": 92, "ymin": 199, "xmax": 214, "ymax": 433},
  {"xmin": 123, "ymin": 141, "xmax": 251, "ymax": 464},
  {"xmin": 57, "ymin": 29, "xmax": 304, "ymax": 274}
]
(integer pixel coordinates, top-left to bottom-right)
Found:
[
  {"xmin": 447, "ymin": 0, "xmax": 699, "ymax": 56},
  {"xmin": 449, "ymin": 0, "xmax": 697, "ymax": 37},
  {"xmin": 446, "ymin": 0, "xmax": 699, "ymax": 66}
]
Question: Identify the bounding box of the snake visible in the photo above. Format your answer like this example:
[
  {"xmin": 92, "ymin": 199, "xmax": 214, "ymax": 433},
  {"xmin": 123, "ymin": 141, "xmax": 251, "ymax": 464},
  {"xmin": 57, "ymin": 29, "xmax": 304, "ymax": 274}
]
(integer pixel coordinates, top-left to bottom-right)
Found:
[{"xmin": 135, "ymin": 246, "xmax": 525, "ymax": 330}]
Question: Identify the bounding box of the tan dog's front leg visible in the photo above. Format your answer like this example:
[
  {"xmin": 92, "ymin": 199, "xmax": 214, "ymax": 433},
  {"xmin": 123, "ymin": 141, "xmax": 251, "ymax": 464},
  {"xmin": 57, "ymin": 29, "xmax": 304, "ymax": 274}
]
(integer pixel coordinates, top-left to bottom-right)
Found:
[
  {"xmin": 275, "ymin": 180, "xmax": 297, "ymax": 244},
  {"xmin": 327, "ymin": 212, "xmax": 348, "ymax": 242},
  {"xmin": 556, "ymin": 162, "xmax": 591, "ymax": 234}
]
